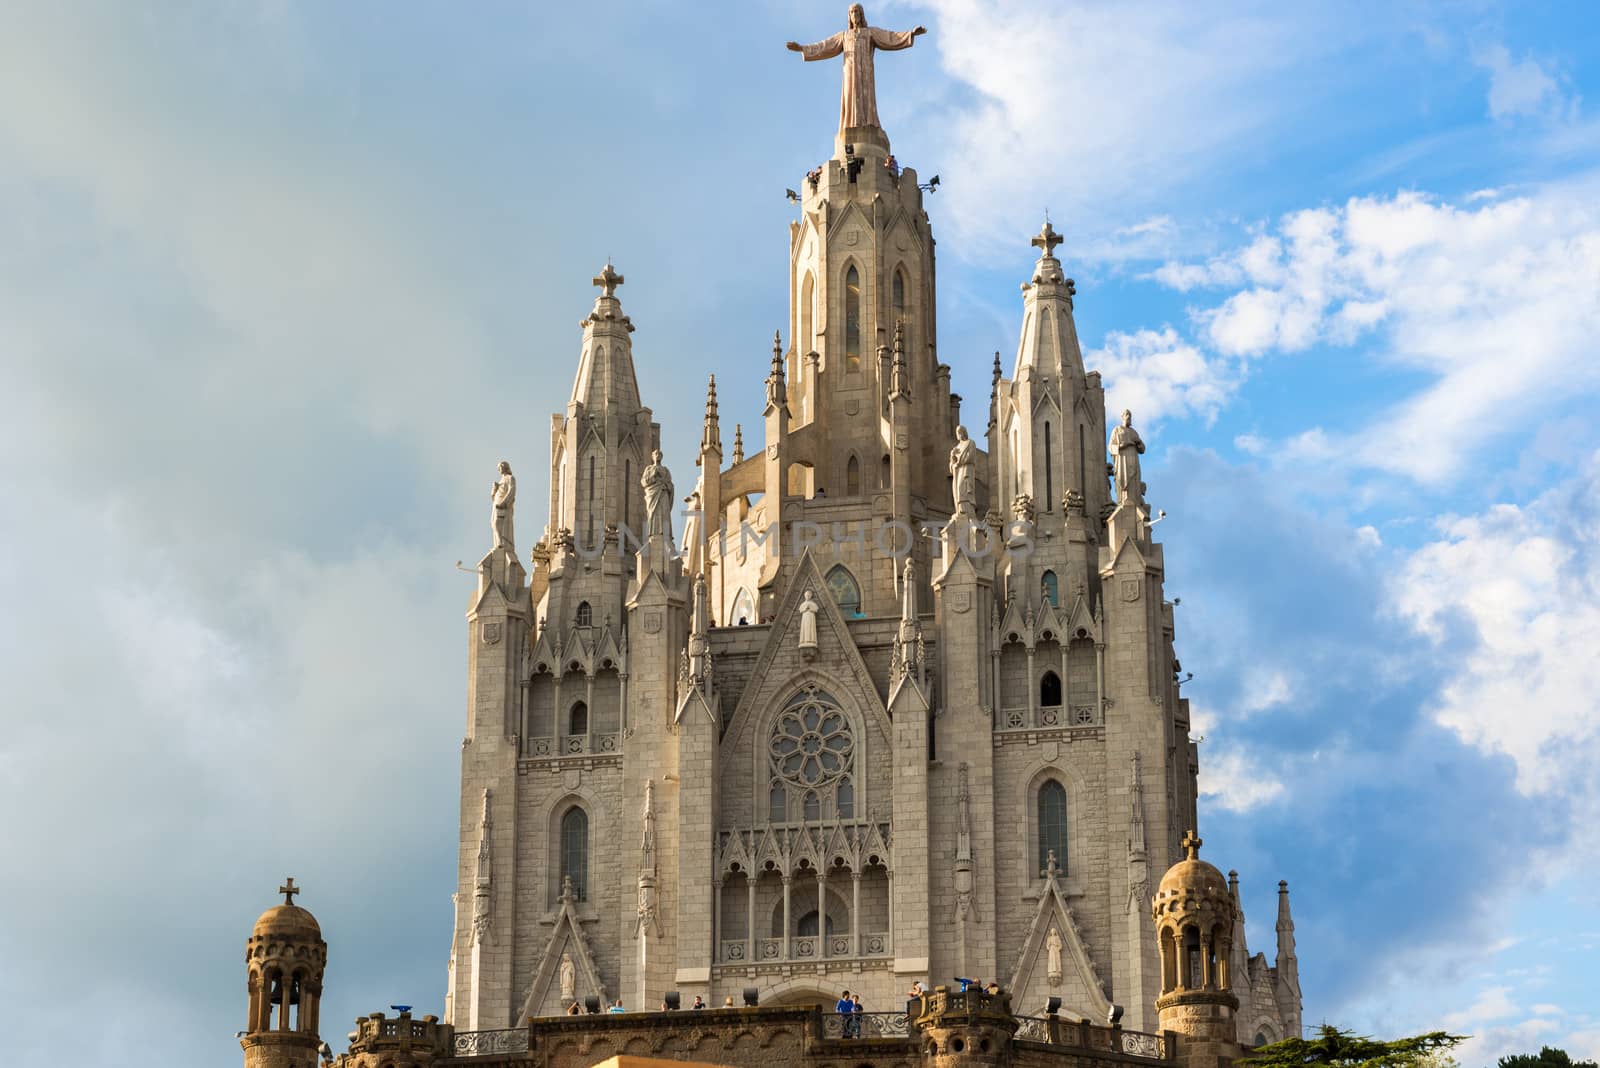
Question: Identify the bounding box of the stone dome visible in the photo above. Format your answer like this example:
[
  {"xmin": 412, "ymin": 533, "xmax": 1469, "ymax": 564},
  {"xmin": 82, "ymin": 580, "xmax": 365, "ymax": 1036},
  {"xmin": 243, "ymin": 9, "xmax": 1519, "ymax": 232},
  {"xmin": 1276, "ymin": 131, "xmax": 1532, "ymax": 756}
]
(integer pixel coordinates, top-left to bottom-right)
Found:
[
  {"xmin": 252, "ymin": 902, "xmax": 322, "ymax": 939},
  {"xmin": 250, "ymin": 879, "xmax": 322, "ymax": 939},
  {"xmin": 1152, "ymin": 832, "xmax": 1233, "ymax": 924}
]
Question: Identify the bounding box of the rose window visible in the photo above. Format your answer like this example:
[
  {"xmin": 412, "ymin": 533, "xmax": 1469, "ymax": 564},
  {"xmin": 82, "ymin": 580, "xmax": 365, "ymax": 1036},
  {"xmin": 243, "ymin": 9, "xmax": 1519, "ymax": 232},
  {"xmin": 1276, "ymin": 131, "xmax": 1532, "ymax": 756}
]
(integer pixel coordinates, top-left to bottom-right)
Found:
[{"xmin": 769, "ymin": 688, "xmax": 853, "ymax": 788}]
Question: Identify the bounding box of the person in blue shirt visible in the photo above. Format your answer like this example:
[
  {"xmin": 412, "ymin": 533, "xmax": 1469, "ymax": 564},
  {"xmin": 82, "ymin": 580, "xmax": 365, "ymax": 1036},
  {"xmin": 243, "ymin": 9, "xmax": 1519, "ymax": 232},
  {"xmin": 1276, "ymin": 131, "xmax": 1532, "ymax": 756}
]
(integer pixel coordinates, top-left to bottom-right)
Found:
[{"xmin": 836, "ymin": 990, "xmax": 856, "ymax": 1037}]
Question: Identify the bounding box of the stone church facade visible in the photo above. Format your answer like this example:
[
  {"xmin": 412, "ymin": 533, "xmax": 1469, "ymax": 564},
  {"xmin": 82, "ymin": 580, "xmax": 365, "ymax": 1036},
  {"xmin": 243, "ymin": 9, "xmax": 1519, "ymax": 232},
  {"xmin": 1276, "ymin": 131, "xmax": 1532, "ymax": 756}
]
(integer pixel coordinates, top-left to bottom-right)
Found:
[{"xmin": 442, "ymin": 103, "xmax": 1302, "ymax": 1049}]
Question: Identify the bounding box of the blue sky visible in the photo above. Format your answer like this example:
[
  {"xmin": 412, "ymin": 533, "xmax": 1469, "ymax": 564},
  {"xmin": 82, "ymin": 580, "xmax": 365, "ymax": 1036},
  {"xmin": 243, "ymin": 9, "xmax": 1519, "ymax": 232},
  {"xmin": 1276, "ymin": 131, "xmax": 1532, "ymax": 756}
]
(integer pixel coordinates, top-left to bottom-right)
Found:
[{"xmin": 1, "ymin": 3, "xmax": 1598, "ymax": 1066}]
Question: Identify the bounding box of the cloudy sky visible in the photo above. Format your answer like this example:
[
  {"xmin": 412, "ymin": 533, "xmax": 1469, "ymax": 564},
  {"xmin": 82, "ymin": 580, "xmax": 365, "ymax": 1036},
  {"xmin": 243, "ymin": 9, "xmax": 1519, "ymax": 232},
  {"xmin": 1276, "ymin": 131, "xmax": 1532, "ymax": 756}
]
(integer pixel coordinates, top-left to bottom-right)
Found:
[{"xmin": 2, "ymin": 2, "xmax": 1597, "ymax": 1066}]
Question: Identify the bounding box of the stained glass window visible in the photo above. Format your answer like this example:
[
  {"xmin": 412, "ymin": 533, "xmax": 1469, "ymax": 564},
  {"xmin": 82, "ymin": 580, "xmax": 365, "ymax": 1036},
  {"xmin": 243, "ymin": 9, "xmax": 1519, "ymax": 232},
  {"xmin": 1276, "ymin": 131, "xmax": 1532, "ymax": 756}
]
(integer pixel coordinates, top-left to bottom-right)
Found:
[
  {"xmin": 560, "ymin": 807, "xmax": 589, "ymax": 900},
  {"xmin": 825, "ymin": 565, "xmax": 861, "ymax": 617},
  {"xmin": 1038, "ymin": 779, "xmax": 1067, "ymax": 876},
  {"xmin": 769, "ymin": 687, "xmax": 854, "ymax": 823},
  {"xmin": 844, "ymin": 265, "xmax": 861, "ymax": 372}
]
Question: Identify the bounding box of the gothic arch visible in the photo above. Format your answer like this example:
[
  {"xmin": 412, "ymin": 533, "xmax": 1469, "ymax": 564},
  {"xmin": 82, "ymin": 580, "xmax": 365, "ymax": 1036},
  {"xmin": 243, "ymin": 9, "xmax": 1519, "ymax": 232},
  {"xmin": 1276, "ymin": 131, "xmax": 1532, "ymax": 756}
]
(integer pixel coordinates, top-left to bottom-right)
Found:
[
  {"xmin": 844, "ymin": 453, "xmax": 861, "ymax": 496},
  {"xmin": 840, "ymin": 259, "xmax": 865, "ymax": 373},
  {"xmin": 757, "ymin": 680, "xmax": 867, "ymax": 826},
  {"xmin": 546, "ymin": 791, "xmax": 599, "ymax": 906},
  {"xmin": 1019, "ymin": 762, "xmax": 1089, "ymax": 892},
  {"xmin": 747, "ymin": 667, "xmax": 878, "ymax": 828},
  {"xmin": 824, "ymin": 564, "xmax": 861, "ymax": 617}
]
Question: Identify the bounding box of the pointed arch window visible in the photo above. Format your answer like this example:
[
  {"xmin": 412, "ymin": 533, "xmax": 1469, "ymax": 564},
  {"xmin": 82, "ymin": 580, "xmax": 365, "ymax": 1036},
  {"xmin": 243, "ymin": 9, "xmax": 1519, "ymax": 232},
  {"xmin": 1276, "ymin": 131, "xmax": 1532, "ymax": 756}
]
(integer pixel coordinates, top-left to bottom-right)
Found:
[
  {"xmin": 800, "ymin": 271, "xmax": 816, "ymax": 358},
  {"xmin": 1041, "ymin": 570, "xmax": 1059, "ymax": 607},
  {"xmin": 844, "ymin": 265, "xmax": 862, "ymax": 372},
  {"xmin": 824, "ymin": 564, "xmax": 861, "ymax": 617},
  {"xmin": 846, "ymin": 455, "xmax": 861, "ymax": 496},
  {"xmin": 769, "ymin": 782, "xmax": 787, "ymax": 824},
  {"xmin": 881, "ymin": 454, "xmax": 891, "ymax": 489},
  {"xmin": 892, "ymin": 267, "xmax": 908, "ymax": 358},
  {"xmin": 560, "ymin": 806, "xmax": 589, "ymax": 900},
  {"xmin": 1044, "ymin": 421, "xmax": 1054, "ymax": 507},
  {"xmin": 568, "ymin": 700, "xmax": 588, "ymax": 736},
  {"xmin": 836, "ymin": 776, "xmax": 855, "ymax": 819},
  {"xmin": 731, "ymin": 588, "xmax": 755, "ymax": 626},
  {"xmin": 575, "ymin": 601, "xmax": 592, "ymax": 627},
  {"xmin": 1040, "ymin": 670, "xmax": 1062, "ymax": 708},
  {"xmin": 1038, "ymin": 779, "xmax": 1068, "ymax": 876}
]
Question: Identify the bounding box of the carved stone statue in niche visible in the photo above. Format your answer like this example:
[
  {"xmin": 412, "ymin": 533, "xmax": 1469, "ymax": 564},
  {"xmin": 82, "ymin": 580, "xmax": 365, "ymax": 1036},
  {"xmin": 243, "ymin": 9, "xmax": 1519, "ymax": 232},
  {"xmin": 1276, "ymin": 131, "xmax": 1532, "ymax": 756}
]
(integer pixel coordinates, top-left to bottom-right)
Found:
[
  {"xmin": 559, "ymin": 952, "xmax": 575, "ymax": 1001},
  {"xmin": 1046, "ymin": 926, "xmax": 1064, "ymax": 985},
  {"xmin": 798, "ymin": 588, "xmax": 820, "ymax": 652}
]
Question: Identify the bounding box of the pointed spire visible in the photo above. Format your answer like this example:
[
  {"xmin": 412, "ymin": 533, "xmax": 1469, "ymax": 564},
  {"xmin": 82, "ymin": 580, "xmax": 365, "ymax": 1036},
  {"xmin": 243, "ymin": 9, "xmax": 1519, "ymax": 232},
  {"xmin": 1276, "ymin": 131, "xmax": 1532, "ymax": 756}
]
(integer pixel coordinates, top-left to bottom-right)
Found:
[
  {"xmin": 892, "ymin": 555, "xmax": 924, "ymax": 684},
  {"xmin": 765, "ymin": 330, "xmax": 787, "ymax": 410},
  {"xmin": 1276, "ymin": 881, "xmax": 1296, "ymax": 944},
  {"xmin": 700, "ymin": 374, "xmax": 722, "ymax": 458},
  {"xmin": 732, "ymin": 423, "xmax": 745, "ymax": 464}
]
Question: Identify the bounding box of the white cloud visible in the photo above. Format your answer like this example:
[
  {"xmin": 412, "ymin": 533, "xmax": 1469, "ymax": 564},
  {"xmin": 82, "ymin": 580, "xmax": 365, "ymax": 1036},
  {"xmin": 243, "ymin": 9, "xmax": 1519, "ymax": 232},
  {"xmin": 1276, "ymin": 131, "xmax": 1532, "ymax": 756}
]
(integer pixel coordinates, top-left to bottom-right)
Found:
[
  {"xmin": 1395, "ymin": 454, "xmax": 1600, "ymax": 864},
  {"xmin": 1148, "ymin": 185, "xmax": 1600, "ymax": 483},
  {"xmin": 1089, "ymin": 327, "xmax": 1236, "ymax": 426},
  {"xmin": 919, "ymin": 0, "xmax": 1330, "ymax": 258},
  {"xmin": 1196, "ymin": 743, "xmax": 1286, "ymax": 814},
  {"xmin": 1476, "ymin": 44, "xmax": 1575, "ymax": 122}
]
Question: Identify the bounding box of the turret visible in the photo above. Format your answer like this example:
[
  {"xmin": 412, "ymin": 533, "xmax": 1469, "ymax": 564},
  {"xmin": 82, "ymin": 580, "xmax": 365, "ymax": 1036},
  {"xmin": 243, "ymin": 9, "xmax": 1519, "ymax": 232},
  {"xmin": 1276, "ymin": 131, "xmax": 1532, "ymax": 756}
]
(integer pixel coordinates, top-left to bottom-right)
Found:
[
  {"xmin": 1153, "ymin": 834, "xmax": 1241, "ymax": 1068},
  {"xmin": 241, "ymin": 879, "xmax": 327, "ymax": 1068},
  {"xmin": 332, "ymin": 1010, "xmax": 451, "ymax": 1068}
]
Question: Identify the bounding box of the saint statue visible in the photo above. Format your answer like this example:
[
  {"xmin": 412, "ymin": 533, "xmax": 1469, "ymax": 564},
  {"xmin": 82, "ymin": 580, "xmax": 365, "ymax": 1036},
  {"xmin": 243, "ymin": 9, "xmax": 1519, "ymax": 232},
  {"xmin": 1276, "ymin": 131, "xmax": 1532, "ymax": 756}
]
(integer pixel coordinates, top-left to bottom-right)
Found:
[
  {"xmin": 798, "ymin": 588, "xmax": 820, "ymax": 649},
  {"xmin": 1046, "ymin": 926, "xmax": 1064, "ymax": 985},
  {"xmin": 948, "ymin": 425, "xmax": 977, "ymax": 515},
  {"xmin": 491, "ymin": 461, "xmax": 516, "ymax": 550},
  {"xmin": 787, "ymin": 5, "xmax": 927, "ymax": 133},
  {"xmin": 1109, "ymin": 409, "xmax": 1146, "ymax": 507},
  {"xmin": 559, "ymin": 952, "xmax": 575, "ymax": 1001},
  {"xmin": 640, "ymin": 449, "xmax": 674, "ymax": 540}
]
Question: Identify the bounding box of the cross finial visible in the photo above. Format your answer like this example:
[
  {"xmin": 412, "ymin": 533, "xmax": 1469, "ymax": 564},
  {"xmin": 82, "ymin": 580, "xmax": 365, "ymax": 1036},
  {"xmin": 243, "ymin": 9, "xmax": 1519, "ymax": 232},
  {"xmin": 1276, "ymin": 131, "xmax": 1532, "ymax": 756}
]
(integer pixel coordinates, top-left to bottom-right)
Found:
[
  {"xmin": 278, "ymin": 877, "xmax": 300, "ymax": 905},
  {"xmin": 592, "ymin": 262, "xmax": 624, "ymax": 298},
  {"xmin": 1181, "ymin": 831, "xmax": 1202, "ymax": 860},
  {"xmin": 1032, "ymin": 219, "xmax": 1064, "ymax": 259}
]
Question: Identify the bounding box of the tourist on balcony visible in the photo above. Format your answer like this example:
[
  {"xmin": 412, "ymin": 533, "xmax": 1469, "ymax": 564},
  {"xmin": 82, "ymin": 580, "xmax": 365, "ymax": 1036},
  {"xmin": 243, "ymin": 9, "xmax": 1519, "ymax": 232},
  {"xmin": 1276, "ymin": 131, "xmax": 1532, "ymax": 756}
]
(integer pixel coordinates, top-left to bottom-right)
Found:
[
  {"xmin": 724, "ymin": 996, "xmax": 736, "ymax": 1007},
  {"xmin": 691, "ymin": 995, "xmax": 705, "ymax": 1010},
  {"xmin": 608, "ymin": 1000, "xmax": 625, "ymax": 1013},
  {"xmin": 836, "ymin": 990, "xmax": 857, "ymax": 1037}
]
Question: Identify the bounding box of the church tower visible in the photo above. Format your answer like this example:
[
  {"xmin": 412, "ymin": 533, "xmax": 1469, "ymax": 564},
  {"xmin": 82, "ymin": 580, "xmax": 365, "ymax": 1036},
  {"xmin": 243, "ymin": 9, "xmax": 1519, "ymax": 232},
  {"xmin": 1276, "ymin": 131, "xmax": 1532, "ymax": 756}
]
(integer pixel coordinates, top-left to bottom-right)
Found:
[
  {"xmin": 437, "ymin": 9, "xmax": 1300, "ymax": 1047},
  {"xmin": 1153, "ymin": 834, "xmax": 1242, "ymax": 1068},
  {"xmin": 241, "ymin": 878, "xmax": 326, "ymax": 1068}
]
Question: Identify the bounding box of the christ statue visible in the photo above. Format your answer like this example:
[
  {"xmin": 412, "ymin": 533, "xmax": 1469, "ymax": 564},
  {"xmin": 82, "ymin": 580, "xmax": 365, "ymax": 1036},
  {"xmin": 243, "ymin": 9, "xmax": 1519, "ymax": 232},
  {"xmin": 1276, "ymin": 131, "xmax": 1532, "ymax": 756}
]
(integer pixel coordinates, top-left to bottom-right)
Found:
[{"xmin": 787, "ymin": 5, "xmax": 927, "ymax": 133}]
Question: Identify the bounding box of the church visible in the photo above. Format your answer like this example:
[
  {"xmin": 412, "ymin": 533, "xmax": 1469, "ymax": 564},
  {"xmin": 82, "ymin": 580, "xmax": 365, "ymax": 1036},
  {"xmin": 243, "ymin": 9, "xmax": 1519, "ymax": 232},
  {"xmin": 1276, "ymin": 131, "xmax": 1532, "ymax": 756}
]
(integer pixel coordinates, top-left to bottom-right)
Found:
[{"xmin": 238, "ymin": 10, "xmax": 1302, "ymax": 1068}]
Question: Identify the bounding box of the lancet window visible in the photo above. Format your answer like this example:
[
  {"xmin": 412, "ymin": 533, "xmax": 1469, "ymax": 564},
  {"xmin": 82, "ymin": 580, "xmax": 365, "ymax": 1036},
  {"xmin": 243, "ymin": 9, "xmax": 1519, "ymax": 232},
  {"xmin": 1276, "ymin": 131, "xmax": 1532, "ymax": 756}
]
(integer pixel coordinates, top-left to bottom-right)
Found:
[
  {"xmin": 844, "ymin": 265, "xmax": 862, "ymax": 372},
  {"xmin": 1038, "ymin": 779, "xmax": 1068, "ymax": 876},
  {"xmin": 559, "ymin": 806, "xmax": 589, "ymax": 900},
  {"xmin": 767, "ymin": 686, "xmax": 855, "ymax": 824}
]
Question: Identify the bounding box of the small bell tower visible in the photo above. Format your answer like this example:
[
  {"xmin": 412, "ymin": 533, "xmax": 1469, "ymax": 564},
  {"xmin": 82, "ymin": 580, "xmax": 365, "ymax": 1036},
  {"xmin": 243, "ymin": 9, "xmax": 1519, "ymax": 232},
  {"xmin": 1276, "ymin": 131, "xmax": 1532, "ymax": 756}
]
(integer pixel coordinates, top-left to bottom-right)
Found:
[
  {"xmin": 241, "ymin": 878, "xmax": 328, "ymax": 1068},
  {"xmin": 1152, "ymin": 835, "xmax": 1242, "ymax": 1068}
]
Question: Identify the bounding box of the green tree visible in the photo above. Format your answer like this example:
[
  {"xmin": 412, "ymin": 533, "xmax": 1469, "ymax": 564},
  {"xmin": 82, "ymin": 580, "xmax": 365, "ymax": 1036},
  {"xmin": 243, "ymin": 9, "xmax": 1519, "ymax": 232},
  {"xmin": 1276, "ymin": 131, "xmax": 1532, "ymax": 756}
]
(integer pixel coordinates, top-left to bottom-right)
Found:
[
  {"xmin": 1498, "ymin": 1048, "xmax": 1598, "ymax": 1068},
  {"xmin": 1241, "ymin": 1026, "xmax": 1466, "ymax": 1068}
]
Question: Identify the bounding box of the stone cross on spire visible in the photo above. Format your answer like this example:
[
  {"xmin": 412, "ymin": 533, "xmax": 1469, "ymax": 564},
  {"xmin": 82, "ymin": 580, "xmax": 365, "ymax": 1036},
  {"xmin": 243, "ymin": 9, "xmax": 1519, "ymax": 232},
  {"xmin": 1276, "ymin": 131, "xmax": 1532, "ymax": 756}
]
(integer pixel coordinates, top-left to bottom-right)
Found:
[
  {"xmin": 1182, "ymin": 830, "xmax": 1203, "ymax": 860},
  {"xmin": 279, "ymin": 877, "xmax": 300, "ymax": 905},
  {"xmin": 1032, "ymin": 219, "xmax": 1064, "ymax": 259},
  {"xmin": 593, "ymin": 262, "xmax": 624, "ymax": 298}
]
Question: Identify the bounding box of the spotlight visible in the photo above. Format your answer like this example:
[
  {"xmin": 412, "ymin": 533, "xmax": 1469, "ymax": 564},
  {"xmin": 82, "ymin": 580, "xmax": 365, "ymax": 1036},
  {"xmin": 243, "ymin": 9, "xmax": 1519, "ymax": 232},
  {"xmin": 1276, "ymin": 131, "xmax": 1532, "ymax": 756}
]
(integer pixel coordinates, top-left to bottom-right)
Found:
[
  {"xmin": 585, "ymin": 995, "xmax": 602, "ymax": 1014},
  {"xmin": 1045, "ymin": 997, "xmax": 1063, "ymax": 1016},
  {"xmin": 1108, "ymin": 1004, "xmax": 1124, "ymax": 1026},
  {"xmin": 743, "ymin": 987, "xmax": 760, "ymax": 1007},
  {"xmin": 785, "ymin": 188, "xmax": 800, "ymax": 204},
  {"xmin": 663, "ymin": 991, "xmax": 681, "ymax": 1011},
  {"xmin": 919, "ymin": 174, "xmax": 940, "ymax": 193}
]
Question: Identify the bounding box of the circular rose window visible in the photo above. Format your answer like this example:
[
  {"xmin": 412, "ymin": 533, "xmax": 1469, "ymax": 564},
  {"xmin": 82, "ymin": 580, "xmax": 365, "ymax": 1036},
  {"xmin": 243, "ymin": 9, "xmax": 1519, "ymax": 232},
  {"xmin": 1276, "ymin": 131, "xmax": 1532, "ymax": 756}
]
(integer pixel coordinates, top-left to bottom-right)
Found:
[{"xmin": 769, "ymin": 687, "xmax": 853, "ymax": 787}]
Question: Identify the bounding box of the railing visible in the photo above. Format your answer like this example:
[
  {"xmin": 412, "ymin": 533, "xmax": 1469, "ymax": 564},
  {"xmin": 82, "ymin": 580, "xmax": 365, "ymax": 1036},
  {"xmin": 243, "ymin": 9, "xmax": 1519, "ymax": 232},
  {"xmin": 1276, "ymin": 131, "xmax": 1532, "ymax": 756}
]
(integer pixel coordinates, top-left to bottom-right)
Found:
[
  {"xmin": 526, "ymin": 733, "xmax": 620, "ymax": 757},
  {"xmin": 822, "ymin": 1012, "xmax": 913, "ymax": 1039},
  {"xmin": 999, "ymin": 704, "xmax": 1101, "ymax": 730},
  {"xmin": 453, "ymin": 1028, "xmax": 530, "ymax": 1056},
  {"xmin": 1012, "ymin": 1017, "xmax": 1167, "ymax": 1059},
  {"xmin": 377, "ymin": 1019, "xmax": 432, "ymax": 1038},
  {"xmin": 719, "ymin": 933, "xmax": 891, "ymax": 963}
]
